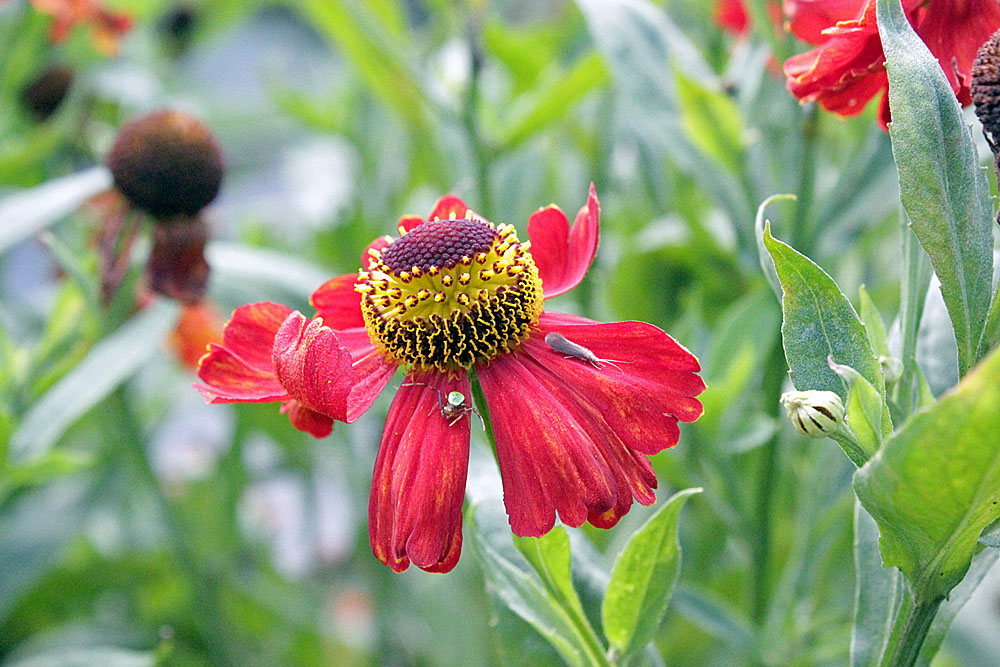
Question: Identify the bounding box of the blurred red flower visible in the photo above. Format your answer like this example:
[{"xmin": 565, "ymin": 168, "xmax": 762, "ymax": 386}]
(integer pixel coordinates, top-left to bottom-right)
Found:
[
  {"xmin": 784, "ymin": 0, "xmax": 1000, "ymax": 129},
  {"xmin": 195, "ymin": 186, "xmax": 705, "ymax": 573},
  {"xmin": 715, "ymin": 0, "xmax": 783, "ymax": 36},
  {"xmin": 31, "ymin": 0, "xmax": 132, "ymax": 56},
  {"xmin": 170, "ymin": 301, "xmax": 224, "ymax": 370}
]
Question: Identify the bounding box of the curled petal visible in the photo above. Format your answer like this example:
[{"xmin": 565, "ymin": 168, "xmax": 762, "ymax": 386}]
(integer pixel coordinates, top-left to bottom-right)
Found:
[
  {"xmin": 784, "ymin": 0, "xmax": 867, "ymax": 44},
  {"xmin": 194, "ymin": 302, "xmax": 292, "ymax": 403},
  {"xmin": 528, "ymin": 183, "xmax": 600, "ymax": 299},
  {"xmin": 272, "ymin": 313, "xmax": 395, "ymax": 423},
  {"xmin": 311, "ymin": 274, "xmax": 365, "ymax": 329},
  {"xmin": 281, "ymin": 400, "xmax": 334, "ymax": 438},
  {"xmin": 369, "ymin": 369, "xmax": 470, "ymax": 573}
]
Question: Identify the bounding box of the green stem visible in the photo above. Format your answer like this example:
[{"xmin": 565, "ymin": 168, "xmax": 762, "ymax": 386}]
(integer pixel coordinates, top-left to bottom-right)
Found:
[
  {"xmin": 790, "ymin": 106, "xmax": 820, "ymax": 254},
  {"xmin": 468, "ymin": 367, "xmax": 498, "ymax": 465},
  {"xmin": 880, "ymin": 595, "xmax": 942, "ymax": 667},
  {"xmin": 894, "ymin": 214, "xmax": 932, "ymax": 417},
  {"xmin": 463, "ymin": 16, "xmax": 492, "ymax": 219},
  {"xmin": 106, "ymin": 388, "xmax": 241, "ymax": 666}
]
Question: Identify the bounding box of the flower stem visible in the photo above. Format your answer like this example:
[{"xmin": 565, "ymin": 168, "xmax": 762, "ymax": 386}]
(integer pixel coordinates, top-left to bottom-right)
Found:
[
  {"xmin": 105, "ymin": 388, "xmax": 243, "ymax": 666},
  {"xmin": 468, "ymin": 367, "xmax": 499, "ymax": 465},
  {"xmin": 463, "ymin": 15, "xmax": 492, "ymax": 218},
  {"xmin": 880, "ymin": 595, "xmax": 942, "ymax": 667}
]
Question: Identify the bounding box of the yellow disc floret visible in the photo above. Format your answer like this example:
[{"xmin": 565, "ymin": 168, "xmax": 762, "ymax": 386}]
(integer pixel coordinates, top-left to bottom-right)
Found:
[{"xmin": 357, "ymin": 216, "xmax": 543, "ymax": 371}]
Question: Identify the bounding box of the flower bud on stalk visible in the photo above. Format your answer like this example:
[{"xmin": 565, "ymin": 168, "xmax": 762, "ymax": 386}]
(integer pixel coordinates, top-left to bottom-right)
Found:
[{"xmin": 105, "ymin": 110, "xmax": 223, "ymax": 303}]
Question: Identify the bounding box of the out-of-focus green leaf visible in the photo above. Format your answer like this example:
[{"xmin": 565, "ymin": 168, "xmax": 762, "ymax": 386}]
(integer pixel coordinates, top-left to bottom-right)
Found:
[
  {"xmin": 854, "ymin": 346, "xmax": 1000, "ymax": 602},
  {"xmin": 763, "ymin": 222, "xmax": 884, "ymax": 400},
  {"xmin": 207, "ymin": 242, "xmax": 330, "ymax": 307},
  {"xmin": 858, "ymin": 286, "xmax": 889, "ymax": 360},
  {"xmin": 877, "ymin": 0, "xmax": 994, "ymax": 376},
  {"xmin": 601, "ymin": 488, "xmax": 701, "ymax": 658},
  {"xmin": 495, "ymin": 53, "xmax": 609, "ymax": 150},
  {"xmin": 8, "ymin": 300, "xmax": 179, "ymax": 462},
  {"xmin": 672, "ymin": 585, "xmax": 755, "ymax": 658},
  {"xmin": 675, "ymin": 68, "xmax": 744, "ymax": 173},
  {"xmin": 0, "ymin": 450, "xmax": 92, "ymax": 501},
  {"xmin": 469, "ymin": 502, "xmax": 606, "ymax": 667},
  {"xmin": 851, "ymin": 500, "xmax": 903, "ymax": 667},
  {"xmin": 0, "ymin": 167, "xmax": 112, "ymax": 254},
  {"xmin": 5, "ymin": 646, "xmax": 155, "ymax": 667}
]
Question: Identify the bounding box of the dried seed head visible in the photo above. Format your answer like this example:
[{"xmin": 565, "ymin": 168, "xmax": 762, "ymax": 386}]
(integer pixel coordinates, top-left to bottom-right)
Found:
[
  {"xmin": 146, "ymin": 215, "xmax": 211, "ymax": 303},
  {"xmin": 107, "ymin": 110, "xmax": 223, "ymax": 218},
  {"xmin": 972, "ymin": 29, "xmax": 1000, "ymax": 142},
  {"xmin": 20, "ymin": 66, "xmax": 74, "ymax": 120},
  {"xmin": 780, "ymin": 390, "xmax": 845, "ymax": 438}
]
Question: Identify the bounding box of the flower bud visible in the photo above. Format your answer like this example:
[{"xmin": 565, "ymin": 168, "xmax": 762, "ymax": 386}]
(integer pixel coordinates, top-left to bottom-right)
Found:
[
  {"xmin": 107, "ymin": 110, "xmax": 223, "ymax": 218},
  {"xmin": 973, "ymin": 29, "xmax": 1000, "ymax": 144},
  {"xmin": 780, "ymin": 390, "xmax": 845, "ymax": 438},
  {"xmin": 878, "ymin": 355, "xmax": 903, "ymax": 385}
]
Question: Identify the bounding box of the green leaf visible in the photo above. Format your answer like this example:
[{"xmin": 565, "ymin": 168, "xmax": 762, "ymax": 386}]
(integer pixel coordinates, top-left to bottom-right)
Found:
[
  {"xmin": 675, "ymin": 67, "xmax": 745, "ymax": 173},
  {"xmin": 8, "ymin": 300, "xmax": 179, "ymax": 462},
  {"xmin": 495, "ymin": 53, "xmax": 610, "ymax": 150},
  {"xmin": 858, "ymin": 286, "xmax": 890, "ymax": 360},
  {"xmin": 876, "ymin": 0, "xmax": 994, "ymax": 376},
  {"xmin": 828, "ymin": 358, "xmax": 892, "ymax": 455},
  {"xmin": 601, "ymin": 487, "xmax": 701, "ymax": 658},
  {"xmin": 469, "ymin": 502, "xmax": 607, "ymax": 667},
  {"xmin": 854, "ymin": 346, "xmax": 1000, "ymax": 601},
  {"xmin": 762, "ymin": 222, "xmax": 884, "ymax": 400},
  {"xmin": 0, "ymin": 167, "xmax": 112, "ymax": 254},
  {"xmin": 514, "ymin": 527, "xmax": 586, "ymax": 618},
  {"xmin": 851, "ymin": 500, "xmax": 904, "ymax": 667},
  {"xmin": 5, "ymin": 647, "xmax": 155, "ymax": 667},
  {"xmin": 755, "ymin": 194, "xmax": 796, "ymax": 300}
]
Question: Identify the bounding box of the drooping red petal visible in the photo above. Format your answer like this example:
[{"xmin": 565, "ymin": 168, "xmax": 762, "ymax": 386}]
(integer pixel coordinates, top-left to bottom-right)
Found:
[
  {"xmin": 271, "ymin": 313, "xmax": 395, "ymax": 423},
  {"xmin": 528, "ymin": 184, "xmax": 600, "ymax": 299},
  {"xmin": 311, "ymin": 274, "xmax": 365, "ymax": 329},
  {"xmin": 428, "ymin": 195, "xmax": 471, "ymax": 222},
  {"xmin": 369, "ymin": 369, "xmax": 470, "ymax": 573},
  {"xmin": 281, "ymin": 400, "xmax": 334, "ymax": 438},
  {"xmin": 479, "ymin": 351, "xmax": 626, "ymax": 536},
  {"xmin": 194, "ymin": 302, "xmax": 292, "ymax": 403}
]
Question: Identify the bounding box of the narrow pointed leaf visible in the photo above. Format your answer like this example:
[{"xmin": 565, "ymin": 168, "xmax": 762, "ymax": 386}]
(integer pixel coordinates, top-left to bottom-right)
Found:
[
  {"xmin": 601, "ymin": 487, "xmax": 701, "ymax": 657},
  {"xmin": 763, "ymin": 223, "xmax": 883, "ymax": 400},
  {"xmin": 876, "ymin": 0, "xmax": 994, "ymax": 375},
  {"xmin": 851, "ymin": 500, "xmax": 904, "ymax": 667}
]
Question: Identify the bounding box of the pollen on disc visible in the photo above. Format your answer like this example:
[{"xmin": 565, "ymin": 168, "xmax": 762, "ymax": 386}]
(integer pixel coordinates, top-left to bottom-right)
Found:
[{"xmin": 380, "ymin": 220, "xmax": 496, "ymax": 273}]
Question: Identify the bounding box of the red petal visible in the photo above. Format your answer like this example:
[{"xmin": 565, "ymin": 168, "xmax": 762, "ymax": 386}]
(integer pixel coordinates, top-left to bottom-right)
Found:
[
  {"xmin": 785, "ymin": 0, "xmax": 867, "ymax": 44},
  {"xmin": 281, "ymin": 400, "xmax": 334, "ymax": 438},
  {"xmin": 480, "ymin": 352, "xmax": 633, "ymax": 536},
  {"xmin": 310, "ymin": 274, "xmax": 365, "ymax": 329},
  {"xmin": 272, "ymin": 313, "xmax": 395, "ymax": 423},
  {"xmin": 428, "ymin": 195, "xmax": 471, "ymax": 222},
  {"xmin": 528, "ymin": 184, "xmax": 600, "ymax": 299},
  {"xmin": 369, "ymin": 369, "xmax": 470, "ymax": 573},
  {"xmin": 194, "ymin": 302, "xmax": 292, "ymax": 403}
]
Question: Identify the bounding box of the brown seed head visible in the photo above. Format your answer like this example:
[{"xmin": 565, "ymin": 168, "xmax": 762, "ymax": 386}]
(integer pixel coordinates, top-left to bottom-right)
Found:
[
  {"xmin": 972, "ymin": 29, "xmax": 1000, "ymax": 142},
  {"xmin": 20, "ymin": 66, "xmax": 74, "ymax": 121},
  {"xmin": 107, "ymin": 110, "xmax": 223, "ymax": 218}
]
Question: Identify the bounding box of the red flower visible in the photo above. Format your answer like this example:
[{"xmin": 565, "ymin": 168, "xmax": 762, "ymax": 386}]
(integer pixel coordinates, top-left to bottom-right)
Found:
[
  {"xmin": 715, "ymin": 0, "xmax": 784, "ymax": 37},
  {"xmin": 783, "ymin": 0, "xmax": 1000, "ymax": 129},
  {"xmin": 32, "ymin": 0, "xmax": 132, "ymax": 56},
  {"xmin": 169, "ymin": 301, "xmax": 224, "ymax": 370},
  {"xmin": 195, "ymin": 186, "xmax": 705, "ymax": 573}
]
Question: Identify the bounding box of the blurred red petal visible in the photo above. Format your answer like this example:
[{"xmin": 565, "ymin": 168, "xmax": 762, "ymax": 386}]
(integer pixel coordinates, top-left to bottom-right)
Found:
[
  {"xmin": 311, "ymin": 274, "xmax": 365, "ymax": 329},
  {"xmin": 528, "ymin": 184, "xmax": 599, "ymax": 299},
  {"xmin": 369, "ymin": 369, "xmax": 470, "ymax": 573},
  {"xmin": 428, "ymin": 195, "xmax": 471, "ymax": 222},
  {"xmin": 716, "ymin": 0, "xmax": 749, "ymax": 35}
]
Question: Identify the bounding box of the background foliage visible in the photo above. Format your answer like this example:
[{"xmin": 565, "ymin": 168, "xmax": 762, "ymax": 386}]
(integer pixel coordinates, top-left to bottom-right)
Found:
[{"xmin": 3, "ymin": 0, "xmax": 1000, "ymax": 665}]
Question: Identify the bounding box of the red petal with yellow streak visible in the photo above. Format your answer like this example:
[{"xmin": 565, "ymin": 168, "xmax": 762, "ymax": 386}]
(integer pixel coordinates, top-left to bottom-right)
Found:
[
  {"xmin": 528, "ymin": 184, "xmax": 599, "ymax": 299},
  {"xmin": 369, "ymin": 369, "xmax": 470, "ymax": 573}
]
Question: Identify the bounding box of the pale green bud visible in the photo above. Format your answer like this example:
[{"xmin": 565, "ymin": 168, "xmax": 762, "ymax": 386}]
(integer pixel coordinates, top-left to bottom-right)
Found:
[{"xmin": 780, "ymin": 390, "xmax": 845, "ymax": 438}]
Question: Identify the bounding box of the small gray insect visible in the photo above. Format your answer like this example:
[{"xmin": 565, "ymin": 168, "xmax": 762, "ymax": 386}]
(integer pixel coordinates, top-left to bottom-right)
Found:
[
  {"xmin": 402, "ymin": 383, "xmax": 485, "ymax": 428},
  {"xmin": 544, "ymin": 332, "xmax": 628, "ymax": 372}
]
